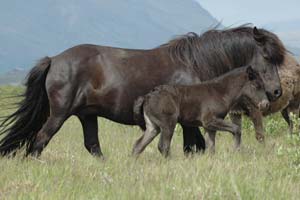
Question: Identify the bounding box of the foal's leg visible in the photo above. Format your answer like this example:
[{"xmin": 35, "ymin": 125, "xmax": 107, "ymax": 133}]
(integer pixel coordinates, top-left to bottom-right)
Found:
[
  {"xmin": 229, "ymin": 113, "xmax": 242, "ymax": 149},
  {"xmin": 158, "ymin": 122, "xmax": 176, "ymax": 157},
  {"xmin": 28, "ymin": 114, "xmax": 67, "ymax": 157},
  {"xmin": 281, "ymin": 107, "xmax": 293, "ymax": 135},
  {"xmin": 132, "ymin": 114, "xmax": 159, "ymax": 156},
  {"xmin": 182, "ymin": 125, "xmax": 206, "ymax": 154},
  {"xmin": 248, "ymin": 109, "xmax": 265, "ymax": 142},
  {"xmin": 203, "ymin": 118, "xmax": 240, "ymax": 151},
  {"xmin": 205, "ymin": 129, "xmax": 216, "ymax": 153},
  {"xmin": 78, "ymin": 115, "xmax": 103, "ymax": 157},
  {"xmin": 132, "ymin": 129, "xmax": 159, "ymax": 156}
]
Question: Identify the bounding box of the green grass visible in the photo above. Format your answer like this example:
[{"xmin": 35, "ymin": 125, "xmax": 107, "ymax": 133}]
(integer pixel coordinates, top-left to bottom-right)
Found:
[{"xmin": 0, "ymin": 86, "xmax": 299, "ymax": 199}]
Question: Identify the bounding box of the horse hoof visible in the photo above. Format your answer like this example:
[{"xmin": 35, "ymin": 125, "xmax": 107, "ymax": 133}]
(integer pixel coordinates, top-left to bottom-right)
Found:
[{"xmin": 96, "ymin": 155, "xmax": 106, "ymax": 161}]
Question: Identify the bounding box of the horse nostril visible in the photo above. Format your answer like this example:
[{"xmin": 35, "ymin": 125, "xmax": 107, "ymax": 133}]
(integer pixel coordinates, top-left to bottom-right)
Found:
[{"xmin": 274, "ymin": 89, "xmax": 281, "ymax": 97}]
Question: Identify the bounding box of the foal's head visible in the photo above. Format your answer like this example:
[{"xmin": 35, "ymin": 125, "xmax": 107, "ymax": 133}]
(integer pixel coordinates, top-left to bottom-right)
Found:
[{"xmin": 241, "ymin": 66, "xmax": 270, "ymax": 111}]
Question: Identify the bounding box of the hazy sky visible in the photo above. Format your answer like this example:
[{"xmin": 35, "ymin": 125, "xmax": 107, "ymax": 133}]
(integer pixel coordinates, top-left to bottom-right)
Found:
[{"xmin": 196, "ymin": 0, "xmax": 300, "ymax": 27}]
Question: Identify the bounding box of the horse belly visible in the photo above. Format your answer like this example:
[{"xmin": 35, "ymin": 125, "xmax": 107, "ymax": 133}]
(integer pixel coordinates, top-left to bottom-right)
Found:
[
  {"xmin": 178, "ymin": 108, "xmax": 203, "ymax": 127},
  {"xmin": 81, "ymin": 85, "xmax": 136, "ymax": 125}
]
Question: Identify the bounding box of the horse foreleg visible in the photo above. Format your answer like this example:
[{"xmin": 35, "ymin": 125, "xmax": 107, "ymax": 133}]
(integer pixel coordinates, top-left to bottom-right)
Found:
[
  {"xmin": 229, "ymin": 113, "xmax": 242, "ymax": 150},
  {"xmin": 181, "ymin": 125, "xmax": 206, "ymax": 154},
  {"xmin": 248, "ymin": 109, "xmax": 265, "ymax": 143},
  {"xmin": 78, "ymin": 115, "xmax": 103, "ymax": 157}
]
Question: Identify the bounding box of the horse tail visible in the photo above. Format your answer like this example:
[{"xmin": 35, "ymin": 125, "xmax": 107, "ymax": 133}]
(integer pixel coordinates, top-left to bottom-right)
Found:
[
  {"xmin": 133, "ymin": 96, "xmax": 146, "ymax": 131},
  {"xmin": 0, "ymin": 57, "xmax": 51, "ymax": 156}
]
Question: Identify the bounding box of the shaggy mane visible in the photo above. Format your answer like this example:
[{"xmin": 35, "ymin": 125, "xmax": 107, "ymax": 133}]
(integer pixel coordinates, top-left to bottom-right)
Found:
[{"xmin": 160, "ymin": 25, "xmax": 286, "ymax": 80}]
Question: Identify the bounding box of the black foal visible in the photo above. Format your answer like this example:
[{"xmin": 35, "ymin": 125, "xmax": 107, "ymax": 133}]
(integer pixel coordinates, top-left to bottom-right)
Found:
[{"xmin": 132, "ymin": 66, "xmax": 269, "ymax": 157}]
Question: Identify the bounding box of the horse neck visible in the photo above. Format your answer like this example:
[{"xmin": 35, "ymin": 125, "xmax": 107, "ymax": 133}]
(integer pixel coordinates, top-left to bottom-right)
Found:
[
  {"xmin": 165, "ymin": 41, "xmax": 256, "ymax": 82},
  {"xmin": 213, "ymin": 68, "xmax": 248, "ymax": 107}
]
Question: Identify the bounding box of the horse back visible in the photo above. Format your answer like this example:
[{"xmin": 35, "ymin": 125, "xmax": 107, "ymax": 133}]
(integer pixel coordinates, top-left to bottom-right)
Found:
[{"xmin": 45, "ymin": 44, "xmax": 200, "ymax": 124}]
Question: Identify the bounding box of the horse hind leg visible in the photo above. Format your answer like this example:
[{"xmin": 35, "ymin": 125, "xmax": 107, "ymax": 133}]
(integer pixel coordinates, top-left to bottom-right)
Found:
[
  {"xmin": 78, "ymin": 115, "xmax": 103, "ymax": 157},
  {"xmin": 132, "ymin": 113, "xmax": 159, "ymax": 156},
  {"xmin": 28, "ymin": 80, "xmax": 72, "ymax": 156},
  {"xmin": 28, "ymin": 114, "xmax": 67, "ymax": 157},
  {"xmin": 157, "ymin": 126, "xmax": 176, "ymax": 157},
  {"xmin": 157, "ymin": 118, "xmax": 177, "ymax": 157}
]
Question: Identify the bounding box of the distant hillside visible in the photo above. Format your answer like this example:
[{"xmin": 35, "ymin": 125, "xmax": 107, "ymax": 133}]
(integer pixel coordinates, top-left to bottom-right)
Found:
[
  {"xmin": 0, "ymin": 69, "xmax": 27, "ymax": 85},
  {"xmin": 0, "ymin": 0, "xmax": 218, "ymax": 78}
]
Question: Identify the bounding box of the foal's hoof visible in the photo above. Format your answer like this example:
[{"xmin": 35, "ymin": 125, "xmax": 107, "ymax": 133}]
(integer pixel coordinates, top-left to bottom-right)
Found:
[
  {"xmin": 208, "ymin": 147, "xmax": 216, "ymax": 155},
  {"xmin": 233, "ymin": 144, "xmax": 241, "ymax": 151},
  {"xmin": 255, "ymin": 134, "xmax": 265, "ymax": 143},
  {"xmin": 131, "ymin": 149, "xmax": 142, "ymax": 159}
]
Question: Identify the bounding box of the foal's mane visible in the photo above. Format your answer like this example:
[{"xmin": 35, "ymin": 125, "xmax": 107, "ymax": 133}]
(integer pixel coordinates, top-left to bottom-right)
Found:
[{"xmin": 160, "ymin": 25, "xmax": 286, "ymax": 80}]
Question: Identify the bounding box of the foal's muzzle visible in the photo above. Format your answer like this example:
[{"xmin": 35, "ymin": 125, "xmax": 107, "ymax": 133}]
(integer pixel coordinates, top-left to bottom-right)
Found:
[{"xmin": 258, "ymin": 100, "xmax": 270, "ymax": 111}]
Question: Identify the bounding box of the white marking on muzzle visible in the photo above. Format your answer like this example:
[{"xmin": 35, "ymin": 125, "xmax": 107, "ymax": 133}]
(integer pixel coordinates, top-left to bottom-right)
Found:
[{"xmin": 258, "ymin": 100, "xmax": 270, "ymax": 111}]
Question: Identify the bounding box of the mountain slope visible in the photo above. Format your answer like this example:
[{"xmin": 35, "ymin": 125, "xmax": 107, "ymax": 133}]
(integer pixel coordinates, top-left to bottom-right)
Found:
[{"xmin": 0, "ymin": 0, "xmax": 218, "ymax": 75}]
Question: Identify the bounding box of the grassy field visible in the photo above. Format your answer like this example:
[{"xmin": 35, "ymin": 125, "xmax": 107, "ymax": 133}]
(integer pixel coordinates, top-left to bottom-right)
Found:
[{"xmin": 0, "ymin": 86, "xmax": 299, "ymax": 200}]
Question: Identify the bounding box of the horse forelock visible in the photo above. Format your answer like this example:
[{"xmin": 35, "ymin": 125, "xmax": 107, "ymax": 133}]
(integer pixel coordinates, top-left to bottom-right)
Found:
[
  {"xmin": 161, "ymin": 25, "xmax": 286, "ymax": 80},
  {"xmin": 258, "ymin": 29, "xmax": 286, "ymax": 66}
]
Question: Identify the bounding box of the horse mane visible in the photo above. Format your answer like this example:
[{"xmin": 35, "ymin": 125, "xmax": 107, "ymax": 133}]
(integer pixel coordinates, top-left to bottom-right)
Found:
[{"xmin": 160, "ymin": 25, "xmax": 286, "ymax": 80}]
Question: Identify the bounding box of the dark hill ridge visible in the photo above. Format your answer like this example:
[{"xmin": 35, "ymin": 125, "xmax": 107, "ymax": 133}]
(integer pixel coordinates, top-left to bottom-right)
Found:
[{"xmin": 0, "ymin": 0, "xmax": 218, "ymax": 75}]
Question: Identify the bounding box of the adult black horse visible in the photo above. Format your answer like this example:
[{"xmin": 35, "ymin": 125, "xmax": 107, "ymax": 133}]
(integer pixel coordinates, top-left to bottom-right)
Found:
[{"xmin": 0, "ymin": 26, "xmax": 286, "ymax": 158}]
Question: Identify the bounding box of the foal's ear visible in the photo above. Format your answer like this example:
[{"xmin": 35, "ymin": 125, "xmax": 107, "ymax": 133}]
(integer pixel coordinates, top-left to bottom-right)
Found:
[
  {"xmin": 253, "ymin": 27, "xmax": 266, "ymax": 45},
  {"xmin": 246, "ymin": 65, "xmax": 256, "ymax": 80}
]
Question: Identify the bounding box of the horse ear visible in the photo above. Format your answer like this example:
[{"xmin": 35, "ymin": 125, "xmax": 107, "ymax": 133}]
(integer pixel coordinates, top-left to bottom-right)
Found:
[
  {"xmin": 253, "ymin": 27, "xmax": 266, "ymax": 45},
  {"xmin": 246, "ymin": 65, "xmax": 256, "ymax": 80}
]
